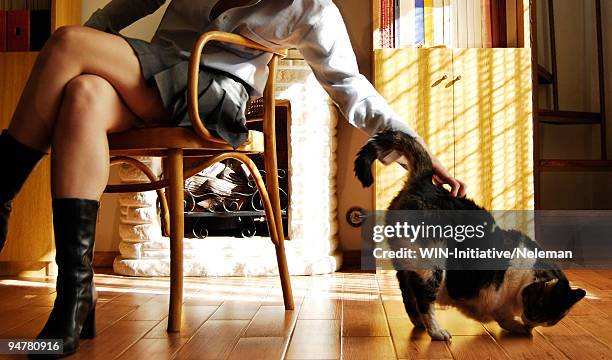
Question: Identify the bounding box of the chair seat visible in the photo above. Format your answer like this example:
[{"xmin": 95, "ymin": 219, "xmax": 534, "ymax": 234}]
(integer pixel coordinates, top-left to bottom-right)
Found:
[{"xmin": 108, "ymin": 127, "xmax": 264, "ymax": 157}]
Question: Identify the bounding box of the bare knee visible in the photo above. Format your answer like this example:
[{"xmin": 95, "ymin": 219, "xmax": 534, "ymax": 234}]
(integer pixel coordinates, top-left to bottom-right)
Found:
[
  {"xmin": 55, "ymin": 76, "xmax": 113, "ymax": 136},
  {"xmin": 43, "ymin": 26, "xmax": 92, "ymax": 59}
]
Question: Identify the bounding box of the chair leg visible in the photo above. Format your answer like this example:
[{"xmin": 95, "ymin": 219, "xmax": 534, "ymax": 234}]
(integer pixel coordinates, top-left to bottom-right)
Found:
[
  {"xmin": 263, "ymin": 163, "xmax": 294, "ymax": 310},
  {"xmin": 260, "ymin": 54, "xmax": 293, "ymax": 309},
  {"xmin": 159, "ymin": 189, "xmax": 171, "ymax": 238},
  {"xmin": 256, "ymin": 168, "xmax": 294, "ymax": 310},
  {"xmin": 274, "ymin": 229, "xmax": 294, "ymax": 310},
  {"xmin": 167, "ymin": 149, "xmax": 184, "ymax": 332},
  {"xmin": 231, "ymin": 153, "xmax": 294, "ymax": 311}
]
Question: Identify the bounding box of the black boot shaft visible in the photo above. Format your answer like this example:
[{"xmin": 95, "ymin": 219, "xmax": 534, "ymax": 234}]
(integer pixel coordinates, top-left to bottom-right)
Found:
[
  {"xmin": 0, "ymin": 130, "xmax": 47, "ymax": 203},
  {"xmin": 53, "ymin": 198, "xmax": 99, "ymax": 282},
  {"xmin": 0, "ymin": 130, "xmax": 46, "ymax": 251},
  {"xmin": 33, "ymin": 198, "xmax": 100, "ymax": 358},
  {"xmin": 52, "ymin": 198, "xmax": 99, "ymax": 309}
]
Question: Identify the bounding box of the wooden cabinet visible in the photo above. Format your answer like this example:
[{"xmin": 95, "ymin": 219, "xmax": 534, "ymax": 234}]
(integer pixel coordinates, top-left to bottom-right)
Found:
[
  {"xmin": 373, "ymin": 48, "xmax": 534, "ymax": 210},
  {"xmin": 372, "ymin": 48, "xmax": 454, "ymax": 210},
  {"xmin": 0, "ymin": 0, "xmax": 81, "ymax": 275},
  {"xmin": 452, "ymin": 49, "xmax": 534, "ymax": 210}
]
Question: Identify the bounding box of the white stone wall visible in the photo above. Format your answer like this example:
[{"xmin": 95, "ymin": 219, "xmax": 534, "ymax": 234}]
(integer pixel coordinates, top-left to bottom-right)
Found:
[{"xmin": 115, "ymin": 158, "xmax": 165, "ymax": 251}]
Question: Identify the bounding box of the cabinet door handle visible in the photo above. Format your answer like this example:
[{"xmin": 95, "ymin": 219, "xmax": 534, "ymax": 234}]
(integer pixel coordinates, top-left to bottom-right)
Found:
[
  {"xmin": 445, "ymin": 76, "xmax": 462, "ymax": 88},
  {"xmin": 431, "ymin": 74, "xmax": 449, "ymax": 87}
]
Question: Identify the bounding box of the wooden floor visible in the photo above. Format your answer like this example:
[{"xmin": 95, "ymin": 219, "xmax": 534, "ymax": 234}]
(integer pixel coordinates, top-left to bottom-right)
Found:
[{"xmin": 0, "ymin": 269, "xmax": 611, "ymax": 359}]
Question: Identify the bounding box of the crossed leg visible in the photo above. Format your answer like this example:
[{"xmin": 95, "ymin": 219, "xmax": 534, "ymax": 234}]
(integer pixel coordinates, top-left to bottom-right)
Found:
[
  {"xmin": 7, "ymin": 26, "xmax": 171, "ymax": 200},
  {"xmin": 51, "ymin": 74, "xmax": 140, "ymax": 199}
]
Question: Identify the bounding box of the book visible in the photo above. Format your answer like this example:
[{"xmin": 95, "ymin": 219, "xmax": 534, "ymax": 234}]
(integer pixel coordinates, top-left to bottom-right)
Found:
[
  {"xmin": 498, "ymin": 0, "xmax": 507, "ymax": 47},
  {"xmin": 415, "ymin": 0, "xmax": 425, "ymax": 46},
  {"xmin": 424, "ymin": 0, "xmax": 433, "ymax": 46},
  {"xmin": 506, "ymin": 0, "xmax": 517, "ymax": 47},
  {"xmin": 7, "ymin": 9, "xmax": 29, "ymax": 51},
  {"xmin": 28, "ymin": 0, "xmax": 51, "ymax": 10},
  {"xmin": 490, "ymin": 0, "xmax": 500, "ymax": 47},
  {"xmin": 0, "ymin": 11, "xmax": 6, "ymax": 51},
  {"xmin": 466, "ymin": 0, "xmax": 474, "ymax": 47},
  {"xmin": 30, "ymin": 9, "xmax": 49, "ymax": 51},
  {"xmin": 10, "ymin": 0, "xmax": 27, "ymax": 10},
  {"xmin": 474, "ymin": 0, "xmax": 483, "ymax": 47},
  {"xmin": 389, "ymin": 0, "xmax": 395, "ymax": 48},
  {"xmin": 381, "ymin": 0, "xmax": 394, "ymax": 48},
  {"xmin": 481, "ymin": 0, "xmax": 493, "ymax": 48},
  {"xmin": 391, "ymin": 0, "xmax": 396, "ymax": 47},
  {"xmin": 516, "ymin": 0, "xmax": 524, "ymax": 47},
  {"xmin": 433, "ymin": 0, "xmax": 444, "ymax": 46},
  {"xmin": 381, "ymin": 0, "xmax": 387, "ymax": 48},
  {"xmin": 380, "ymin": 0, "xmax": 384, "ymax": 47},
  {"xmin": 451, "ymin": 0, "xmax": 458, "ymax": 47},
  {"xmin": 443, "ymin": 0, "xmax": 453, "ymax": 47},
  {"xmin": 394, "ymin": 0, "xmax": 400, "ymax": 48},
  {"xmin": 455, "ymin": 0, "xmax": 468, "ymax": 47},
  {"xmin": 373, "ymin": 0, "xmax": 382, "ymax": 47},
  {"xmin": 399, "ymin": 0, "xmax": 415, "ymax": 48}
]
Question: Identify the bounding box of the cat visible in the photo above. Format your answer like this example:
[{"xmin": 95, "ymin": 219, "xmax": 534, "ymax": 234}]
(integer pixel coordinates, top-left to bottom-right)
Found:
[{"xmin": 354, "ymin": 130, "xmax": 586, "ymax": 341}]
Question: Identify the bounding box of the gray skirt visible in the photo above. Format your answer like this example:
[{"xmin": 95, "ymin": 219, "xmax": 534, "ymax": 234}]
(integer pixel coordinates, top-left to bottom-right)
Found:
[{"xmin": 120, "ymin": 35, "xmax": 251, "ymax": 148}]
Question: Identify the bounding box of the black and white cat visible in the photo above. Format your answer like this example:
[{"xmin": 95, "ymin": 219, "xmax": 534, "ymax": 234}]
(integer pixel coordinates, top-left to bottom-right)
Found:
[{"xmin": 354, "ymin": 130, "xmax": 586, "ymax": 341}]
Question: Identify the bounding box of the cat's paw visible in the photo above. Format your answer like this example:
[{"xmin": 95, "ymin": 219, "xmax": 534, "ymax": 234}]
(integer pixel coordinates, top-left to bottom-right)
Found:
[
  {"xmin": 428, "ymin": 328, "xmax": 452, "ymax": 341},
  {"xmin": 500, "ymin": 321, "xmax": 532, "ymax": 335},
  {"xmin": 509, "ymin": 324, "xmax": 533, "ymax": 335}
]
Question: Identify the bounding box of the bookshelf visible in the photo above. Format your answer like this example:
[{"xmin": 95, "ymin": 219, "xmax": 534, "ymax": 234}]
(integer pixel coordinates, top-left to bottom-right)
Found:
[
  {"xmin": 375, "ymin": 0, "xmax": 530, "ymax": 49},
  {"xmin": 0, "ymin": 0, "xmax": 81, "ymax": 275},
  {"xmin": 372, "ymin": 0, "xmax": 535, "ymax": 211}
]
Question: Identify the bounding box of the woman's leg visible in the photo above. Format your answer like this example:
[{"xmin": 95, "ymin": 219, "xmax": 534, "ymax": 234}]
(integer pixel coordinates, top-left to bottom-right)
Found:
[
  {"xmin": 2, "ymin": 26, "xmax": 169, "ymax": 250},
  {"xmin": 36, "ymin": 75, "xmax": 141, "ymax": 355},
  {"xmin": 51, "ymin": 74, "xmax": 140, "ymax": 200},
  {"xmin": 8, "ymin": 25, "xmax": 169, "ymax": 152}
]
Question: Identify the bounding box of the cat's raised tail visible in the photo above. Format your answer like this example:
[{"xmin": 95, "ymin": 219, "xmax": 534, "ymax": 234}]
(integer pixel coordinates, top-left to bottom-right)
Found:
[{"xmin": 354, "ymin": 130, "xmax": 434, "ymax": 188}]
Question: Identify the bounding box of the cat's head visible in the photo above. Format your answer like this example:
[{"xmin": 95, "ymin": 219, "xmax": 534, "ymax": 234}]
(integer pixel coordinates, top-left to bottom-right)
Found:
[{"xmin": 521, "ymin": 278, "xmax": 586, "ymax": 327}]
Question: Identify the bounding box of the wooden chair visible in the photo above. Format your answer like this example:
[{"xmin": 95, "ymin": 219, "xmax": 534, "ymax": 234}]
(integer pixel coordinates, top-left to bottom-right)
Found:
[{"xmin": 104, "ymin": 31, "xmax": 294, "ymax": 332}]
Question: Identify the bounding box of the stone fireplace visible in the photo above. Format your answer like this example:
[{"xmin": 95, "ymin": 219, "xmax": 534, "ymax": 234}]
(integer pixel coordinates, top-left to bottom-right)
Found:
[{"xmin": 112, "ymin": 55, "xmax": 342, "ymax": 276}]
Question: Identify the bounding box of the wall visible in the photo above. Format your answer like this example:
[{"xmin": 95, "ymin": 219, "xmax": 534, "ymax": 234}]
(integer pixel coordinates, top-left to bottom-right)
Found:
[
  {"xmin": 332, "ymin": 0, "xmax": 375, "ymax": 251},
  {"xmin": 537, "ymin": 0, "xmax": 612, "ymax": 209},
  {"xmin": 82, "ymin": 0, "xmax": 375, "ymax": 252},
  {"xmin": 81, "ymin": 0, "xmax": 170, "ymax": 41}
]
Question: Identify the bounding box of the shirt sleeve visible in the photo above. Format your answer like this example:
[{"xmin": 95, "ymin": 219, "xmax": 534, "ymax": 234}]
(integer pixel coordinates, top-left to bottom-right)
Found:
[
  {"xmin": 296, "ymin": 3, "xmax": 419, "ymax": 139},
  {"xmin": 83, "ymin": 0, "xmax": 166, "ymax": 32}
]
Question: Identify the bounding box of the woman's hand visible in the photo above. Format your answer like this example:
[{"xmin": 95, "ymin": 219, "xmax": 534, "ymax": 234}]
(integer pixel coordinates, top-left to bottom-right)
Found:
[{"xmin": 415, "ymin": 137, "xmax": 467, "ymax": 198}]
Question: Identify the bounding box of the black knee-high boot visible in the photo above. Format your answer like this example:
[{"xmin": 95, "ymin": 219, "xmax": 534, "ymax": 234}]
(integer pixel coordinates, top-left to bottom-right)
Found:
[
  {"xmin": 33, "ymin": 199, "xmax": 99, "ymax": 358},
  {"xmin": 0, "ymin": 130, "xmax": 46, "ymax": 252}
]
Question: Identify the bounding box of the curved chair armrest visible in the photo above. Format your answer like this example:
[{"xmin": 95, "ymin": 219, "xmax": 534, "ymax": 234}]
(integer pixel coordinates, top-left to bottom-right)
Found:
[{"xmin": 188, "ymin": 31, "xmax": 287, "ymax": 143}]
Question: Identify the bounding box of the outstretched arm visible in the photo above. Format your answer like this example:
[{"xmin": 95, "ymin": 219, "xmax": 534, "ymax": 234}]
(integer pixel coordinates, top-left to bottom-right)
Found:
[
  {"xmin": 84, "ymin": 0, "xmax": 166, "ymax": 32},
  {"xmin": 296, "ymin": 3, "xmax": 465, "ymax": 197},
  {"xmin": 297, "ymin": 4, "xmax": 416, "ymax": 139}
]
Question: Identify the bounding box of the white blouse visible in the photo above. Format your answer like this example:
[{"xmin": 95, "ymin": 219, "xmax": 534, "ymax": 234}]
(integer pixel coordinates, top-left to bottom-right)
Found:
[{"xmin": 84, "ymin": 0, "xmax": 418, "ymax": 138}]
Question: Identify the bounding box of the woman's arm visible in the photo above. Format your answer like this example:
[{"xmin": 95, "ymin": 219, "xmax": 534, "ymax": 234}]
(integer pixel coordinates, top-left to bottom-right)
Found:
[
  {"xmin": 297, "ymin": 5, "xmax": 417, "ymax": 140},
  {"xmin": 297, "ymin": 3, "xmax": 465, "ymax": 197},
  {"xmin": 84, "ymin": 0, "xmax": 166, "ymax": 32}
]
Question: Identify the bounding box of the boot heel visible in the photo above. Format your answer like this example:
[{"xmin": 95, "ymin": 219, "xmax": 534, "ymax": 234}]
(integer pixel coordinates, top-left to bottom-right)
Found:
[{"xmin": 80, "ymin": 308, "xmax": 96, "ymax": 339}]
